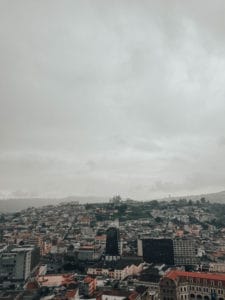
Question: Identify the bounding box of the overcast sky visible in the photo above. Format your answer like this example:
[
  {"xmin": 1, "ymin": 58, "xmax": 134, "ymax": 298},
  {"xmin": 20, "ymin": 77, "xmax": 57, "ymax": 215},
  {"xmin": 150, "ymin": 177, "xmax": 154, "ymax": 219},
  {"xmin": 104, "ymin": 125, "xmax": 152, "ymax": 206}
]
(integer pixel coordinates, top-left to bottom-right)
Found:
[{"xmin": 1, "ymin": 1, "xmax": 225, "ymax": 200}]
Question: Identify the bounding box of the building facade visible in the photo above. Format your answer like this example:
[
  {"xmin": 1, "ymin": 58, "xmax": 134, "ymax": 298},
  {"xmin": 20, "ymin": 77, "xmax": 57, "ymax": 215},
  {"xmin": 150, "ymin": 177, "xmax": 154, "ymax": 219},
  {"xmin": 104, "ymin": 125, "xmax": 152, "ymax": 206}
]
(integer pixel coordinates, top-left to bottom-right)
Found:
[
  {"xmin": 173, "ymin": 239, "xmax": 199, "ymax": 266},
  {"xmin": 105, "ymin": 227, "xmax": 120, "ymax": 261},
  {"xmin": 87, "ymin": 261, "xmax": 144, "ymax": 280},
  {"xmin": 138, "ymin": 238, "xmax": 199, "ymax": 267},
  {"xmin": 0, "ymin": 249, "xmax": 31, "ymax": 280},
  {"xmin": 0, "ymin": 245, "xmax": 39, "ymax": 280},
  {"xmin": 160, "ymin": 269, "xmax": 225, "ymax": 300},
  {"xmin": 209, "ymin": 263, "xmax": 225, "ymax": 273},
  {"xmin": 140, "ymin": 238, "xmax": 174, "ymax": 265}
]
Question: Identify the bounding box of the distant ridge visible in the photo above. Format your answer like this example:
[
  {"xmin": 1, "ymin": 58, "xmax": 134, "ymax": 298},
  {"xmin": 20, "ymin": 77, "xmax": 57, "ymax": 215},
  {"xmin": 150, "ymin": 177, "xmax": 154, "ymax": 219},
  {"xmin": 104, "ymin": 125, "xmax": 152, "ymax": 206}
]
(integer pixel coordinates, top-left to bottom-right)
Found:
[
  {"xmin": 0, "ymin": 190, "xmax": 225, "ymax": 213},
  {"xmin": 0, "ymin": 196, "xmax": 108, "ymax": 213},
  {"xmin": 158, "ymin": 190, "xmax": 225, "ymax": 203}
]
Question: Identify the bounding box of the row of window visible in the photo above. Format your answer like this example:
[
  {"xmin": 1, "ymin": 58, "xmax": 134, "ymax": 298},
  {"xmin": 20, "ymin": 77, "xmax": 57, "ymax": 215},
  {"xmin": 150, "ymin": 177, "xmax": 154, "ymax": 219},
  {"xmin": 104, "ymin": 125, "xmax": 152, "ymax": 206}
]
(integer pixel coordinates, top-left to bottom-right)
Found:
[
  {"xmin": 180, "ymin": 295, "xmax": 188, "ymax": 300},
  {"xmin": 189, "ymin": 279, "xmax": 223, "ymax": 287},
  {"xmin": 190, "ymin": 286, "xmax": 224, "ymax": 293},
  {"xmin": 190, "ymin": 295, "xmax": 224, "ymax": 300}
]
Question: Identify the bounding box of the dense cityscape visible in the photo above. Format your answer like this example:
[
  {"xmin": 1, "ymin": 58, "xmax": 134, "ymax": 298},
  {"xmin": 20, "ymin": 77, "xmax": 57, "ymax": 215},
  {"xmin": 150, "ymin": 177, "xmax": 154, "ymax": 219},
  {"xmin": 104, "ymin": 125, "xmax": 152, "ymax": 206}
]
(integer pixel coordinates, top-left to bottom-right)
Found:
[
  {"xmin": 1, "ymin": 1, "xmax": 225, "ymax": 299},
  {"xmin": 1, "ymin": 196, "xmax": 225, "ymax": 299}
]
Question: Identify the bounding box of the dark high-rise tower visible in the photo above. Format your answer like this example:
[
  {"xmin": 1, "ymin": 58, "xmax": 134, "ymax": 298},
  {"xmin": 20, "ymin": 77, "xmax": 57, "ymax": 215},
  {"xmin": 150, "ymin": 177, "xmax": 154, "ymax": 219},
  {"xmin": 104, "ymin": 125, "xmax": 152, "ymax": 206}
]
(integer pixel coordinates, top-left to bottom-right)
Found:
[
  {"xmin": 105, "ymin": 227, "xmax": 120, "ymax": 261},
  {"xmin": 141, "ymin": 238, "xmax": 174, "ymax": 265}
]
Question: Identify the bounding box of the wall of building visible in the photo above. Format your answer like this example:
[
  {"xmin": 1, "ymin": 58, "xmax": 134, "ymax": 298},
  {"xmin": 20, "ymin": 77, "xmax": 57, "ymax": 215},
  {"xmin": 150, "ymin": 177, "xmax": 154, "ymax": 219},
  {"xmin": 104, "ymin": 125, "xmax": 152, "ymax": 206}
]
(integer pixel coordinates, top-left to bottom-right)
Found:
[
  {"xmin": 142, "ymin": 239, "xmax": 174, "ymax": 265},
  {"xmin": 173, "ymin": 239, "xmax": 199, "ymax": 266},
  {"xmin": 160, "ymin": 271, "xmax": 225, "ymax": 300}
]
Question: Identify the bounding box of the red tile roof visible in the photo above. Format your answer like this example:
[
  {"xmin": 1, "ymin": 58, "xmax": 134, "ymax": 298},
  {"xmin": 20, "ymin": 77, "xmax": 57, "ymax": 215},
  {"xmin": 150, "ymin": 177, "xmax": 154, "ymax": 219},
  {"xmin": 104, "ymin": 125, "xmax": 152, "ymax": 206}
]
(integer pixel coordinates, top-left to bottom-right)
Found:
[
  {"xmin": 165, "ymin": 270, "xmax": 225, "ymax": 282},
  {"xmin": 25, "ymin": 280, "xmax": 39, "ymax": 290},
  {"xmin": 84, "ymin": 276, "xmax": 94, "ymax": 284},
  {"xmin": 37, "ymin": 274, "xmax": 75, "ymax": 287}
]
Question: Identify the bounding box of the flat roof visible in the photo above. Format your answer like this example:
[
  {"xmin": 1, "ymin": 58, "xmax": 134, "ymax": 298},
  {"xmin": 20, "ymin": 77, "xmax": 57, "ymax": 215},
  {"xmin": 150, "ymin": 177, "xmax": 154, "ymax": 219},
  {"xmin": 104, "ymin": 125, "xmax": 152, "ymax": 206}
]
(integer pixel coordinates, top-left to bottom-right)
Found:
[{"xmin": 37, "ymin": 274, "xmax": 75, "ymax": 287}]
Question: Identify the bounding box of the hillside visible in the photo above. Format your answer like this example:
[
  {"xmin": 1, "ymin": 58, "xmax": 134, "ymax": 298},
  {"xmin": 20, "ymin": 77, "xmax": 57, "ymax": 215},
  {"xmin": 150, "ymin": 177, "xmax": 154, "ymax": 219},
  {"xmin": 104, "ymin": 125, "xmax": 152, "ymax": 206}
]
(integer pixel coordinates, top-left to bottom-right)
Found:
[
  {"xmin": 160, "ymin": 190, "xmax": 225, "ymax": 203},
  {"xmin": 0, "ymin": 196, "xmax": 108, "ymax": 213},
  {"xmin": 1, "ymin": 190, "xmax": 225, "ymax": 213}
]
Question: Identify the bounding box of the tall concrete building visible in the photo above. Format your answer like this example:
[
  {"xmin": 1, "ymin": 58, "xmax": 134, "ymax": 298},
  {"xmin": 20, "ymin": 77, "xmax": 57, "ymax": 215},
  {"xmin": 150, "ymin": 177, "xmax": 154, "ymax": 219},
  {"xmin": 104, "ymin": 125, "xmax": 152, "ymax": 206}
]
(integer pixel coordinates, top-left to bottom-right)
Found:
[
  {"xmin": 0, "ymin": 246, "xmax": 40, "ymax": 280},
  {"xmin": 173, "ymin": 238, "xmax": 199, "ymax": 266},
  {"xmin": 105, "ymin": 227, "xmax": 120, "ymax": 261},
  {"xmin": 138, "ymin": 237, "xmax": 199, "ymax": 267},
  {"xmin": 138, "ymin": 238, "xmax": 174, "ymax": 265}
]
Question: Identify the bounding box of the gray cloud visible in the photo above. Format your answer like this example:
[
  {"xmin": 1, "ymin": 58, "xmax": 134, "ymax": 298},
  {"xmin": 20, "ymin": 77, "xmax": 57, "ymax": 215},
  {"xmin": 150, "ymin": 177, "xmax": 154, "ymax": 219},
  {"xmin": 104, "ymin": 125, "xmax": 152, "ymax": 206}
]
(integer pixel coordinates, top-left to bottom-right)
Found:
[{"xmin": 0, "ymin": 0, "xmax": 225, "ymax": 199}]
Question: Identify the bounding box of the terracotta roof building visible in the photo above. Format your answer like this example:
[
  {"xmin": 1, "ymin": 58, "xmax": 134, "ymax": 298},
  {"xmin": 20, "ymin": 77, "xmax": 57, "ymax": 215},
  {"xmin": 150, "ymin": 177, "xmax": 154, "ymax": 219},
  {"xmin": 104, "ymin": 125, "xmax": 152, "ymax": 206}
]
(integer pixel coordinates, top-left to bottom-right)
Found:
[{"xmin": 160, "ymin": 269, "xmax": 225, "ymax": 300}]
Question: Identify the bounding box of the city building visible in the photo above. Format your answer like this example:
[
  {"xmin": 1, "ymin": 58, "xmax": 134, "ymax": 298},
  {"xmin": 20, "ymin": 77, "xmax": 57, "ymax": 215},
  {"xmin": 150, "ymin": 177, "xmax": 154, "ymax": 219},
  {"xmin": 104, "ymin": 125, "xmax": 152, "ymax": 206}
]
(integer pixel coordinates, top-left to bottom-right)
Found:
[
  {"xmin": 173, "ymin": 238, "xmax": 199, "ymax": 266},
  {"xmin": 139, "ymin": 238, "xmax": 174, "ymax": 265},
  {"xmin": 0, "ymin": 247, "xmax": 34, "ymax": 280},
  {"xmin": 209, "ymin": 263, "xmax": 225, "ymax": 273},
  {"xmin": 77, "ymin": 245, "xmax": 103, "ymax": 261},
  {"xmin": 0, "ymin": 245, "xmax": 39, "ymax": 280},
  {"xmin": 87, "ymin": 258, "xmax": 144, "ymax": 280},
  {"xmin": 138, "ymin": 238, "xmax": 199, "ymax": 267},
  {"xmin": 105, "ymin": 227, "xmax": 120, "ymax": 261},
  {"xmin": 37, "ymin": 274, "xmax": 76, "ymax": 288},
  {"xmin": 160, "ymin": 269, "xmax": 225, "ymax": 300}
]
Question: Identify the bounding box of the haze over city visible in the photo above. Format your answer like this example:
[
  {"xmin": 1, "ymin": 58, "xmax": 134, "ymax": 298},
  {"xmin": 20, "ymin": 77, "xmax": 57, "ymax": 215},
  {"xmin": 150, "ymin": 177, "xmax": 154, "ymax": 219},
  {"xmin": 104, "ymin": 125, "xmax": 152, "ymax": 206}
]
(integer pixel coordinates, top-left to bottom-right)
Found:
[{"xmin": 1, "ymin": 1, "xmax": 225, "ymax": 200}]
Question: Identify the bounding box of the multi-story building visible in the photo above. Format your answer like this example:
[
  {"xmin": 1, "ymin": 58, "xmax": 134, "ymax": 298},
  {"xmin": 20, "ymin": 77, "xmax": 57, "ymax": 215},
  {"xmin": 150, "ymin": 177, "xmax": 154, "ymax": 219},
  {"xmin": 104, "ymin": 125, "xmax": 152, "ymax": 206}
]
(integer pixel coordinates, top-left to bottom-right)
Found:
[
  {"xmin": 138, "ymin": 238, "xmax": 199, "ymax": 267},
  {"xmin": 138, "ymin": 238, "xmax": 174, "ymax": 265},
  {"xmin": 0, "ymin": 245, "xmax": 40, "ymax": 280},
  {"xmin": 0, "ymin": 249, "xmax": 31, "ymax": 280},
  {"xmin": 87, "ymin": 258, "xmax": 144, "ymax": 280},
  {"xmin": 209, "ymin": 263, "xmax": 225, "ymax": 273},
  {"xmin": 77, "ymin": 245, "xmax": 103, "ymax": 261},
  {"xmin": 105, "ymin": 227, "xmax": 120, "ymax": 261},
  {"xmin": 173, "ymin": 238, "xmax": 199, "ymax": 266},
  {"xmin": 160, "ymin": 269, "xmax": 225, "ymax": 300}
]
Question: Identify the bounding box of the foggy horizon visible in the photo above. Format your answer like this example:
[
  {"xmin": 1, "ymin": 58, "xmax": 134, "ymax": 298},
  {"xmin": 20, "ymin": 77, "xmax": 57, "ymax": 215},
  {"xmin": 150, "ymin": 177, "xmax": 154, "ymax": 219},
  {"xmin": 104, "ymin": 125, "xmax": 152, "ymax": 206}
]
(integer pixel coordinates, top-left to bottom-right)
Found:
[{"xmin": 1, "ymin": 1, "xmax": 225, "ymax": 200}]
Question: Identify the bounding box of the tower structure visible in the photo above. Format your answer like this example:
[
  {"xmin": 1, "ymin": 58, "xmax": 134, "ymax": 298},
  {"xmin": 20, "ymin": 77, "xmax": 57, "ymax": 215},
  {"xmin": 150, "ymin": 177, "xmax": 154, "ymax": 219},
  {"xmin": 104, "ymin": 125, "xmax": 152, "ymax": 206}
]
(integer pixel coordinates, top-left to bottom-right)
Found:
[{"xmin": 105, "ymin": 227, "xmax": 120, "ymax": 261}]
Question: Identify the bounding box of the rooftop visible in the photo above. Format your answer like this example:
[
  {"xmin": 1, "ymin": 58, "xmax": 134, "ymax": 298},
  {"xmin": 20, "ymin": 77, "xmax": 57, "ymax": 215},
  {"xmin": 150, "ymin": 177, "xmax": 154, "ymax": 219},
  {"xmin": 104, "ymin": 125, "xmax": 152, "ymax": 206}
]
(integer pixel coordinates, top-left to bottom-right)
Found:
[
  {"xmin": 165, "ymin": 270, "xmax": 225, "ymax": 282},
  {"xmin": 91, "ymin": 257, "xmax": 143, "ymax": 270},
  {"xmin": 37, "ymin": 274, "xmax": 76, "ymax": 287}
]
